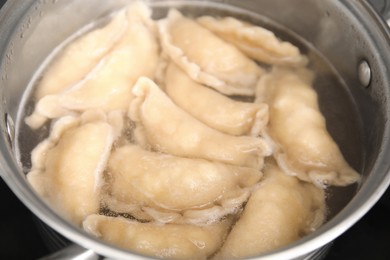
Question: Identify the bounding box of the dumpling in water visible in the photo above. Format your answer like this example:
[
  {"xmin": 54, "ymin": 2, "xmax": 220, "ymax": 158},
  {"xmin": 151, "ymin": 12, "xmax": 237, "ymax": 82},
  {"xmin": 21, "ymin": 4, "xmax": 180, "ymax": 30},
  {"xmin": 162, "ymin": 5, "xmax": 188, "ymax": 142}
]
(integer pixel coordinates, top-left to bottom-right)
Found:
[
  {"xmin": 217, "ymin": 162, "xmax": 325, "ymax": 259},
  {"xmin": 25, "ymin": 2, "xmax": 159, "ymax": 129},
  {"xmin": 83, "ymin": 214, "xmax": 232, "ymax": 260},
  {"xmin": 129, "ymin": 77, "xmax": 272, "ymax": 169},
  {"xmin": 35, "ymin": 9, "xmax": 128, "ymax": 100},
  {"xmin": 27, "ymin": 110, "xmax": 120, "ymax": 226},
  {"xmin": 157, "ymin": 9, "xmax": 263, "ymax": 96},
  {"xmin": 165, "ymin": 63, "xmax": 269, "ymax": 136},
  {"xmin": 104, "ymin": 144, "xmax": 262, "ymax": 223},
  {"xmin": 197, "ymin": 16, "xmax": 308, "ymax": 67},
  {"xmin": 256, "ymin": 67, "xmax": 360, "ymax": 186}
]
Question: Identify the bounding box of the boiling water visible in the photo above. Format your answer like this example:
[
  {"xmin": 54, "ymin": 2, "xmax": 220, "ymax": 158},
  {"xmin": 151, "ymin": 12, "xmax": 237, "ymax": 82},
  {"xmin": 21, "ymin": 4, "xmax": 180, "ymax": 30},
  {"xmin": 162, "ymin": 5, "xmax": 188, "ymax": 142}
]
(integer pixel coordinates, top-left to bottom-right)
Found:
[{"xmin": 15, "ymin": 1, "xmax": 363, "ymax": 226}]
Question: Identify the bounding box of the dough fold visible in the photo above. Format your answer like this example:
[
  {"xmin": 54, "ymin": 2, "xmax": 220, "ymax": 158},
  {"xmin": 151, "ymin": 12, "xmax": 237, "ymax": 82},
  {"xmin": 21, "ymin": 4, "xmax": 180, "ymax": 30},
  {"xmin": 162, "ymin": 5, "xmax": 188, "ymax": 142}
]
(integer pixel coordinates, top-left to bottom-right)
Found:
[
  {"xmin": 256, "ymin": 67, "xmax": 359, "ymax": 186},
  {"xmin": 129, "ymin": 77, "xmax": 272, "ymax": 169},
  {"xmin": 158, "ymin": 9, "xmax": 263, "ymax": 96}
]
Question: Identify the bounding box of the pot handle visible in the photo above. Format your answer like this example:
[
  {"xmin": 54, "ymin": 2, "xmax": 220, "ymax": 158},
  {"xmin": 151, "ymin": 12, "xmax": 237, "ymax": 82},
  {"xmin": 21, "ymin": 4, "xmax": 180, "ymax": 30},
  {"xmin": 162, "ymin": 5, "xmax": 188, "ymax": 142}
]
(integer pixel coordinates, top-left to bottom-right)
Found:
[
  {"xmin": 39, "ymin": 244, "xmax": 101, "ymax": 260},
  {"xmin": 367, "ymin": 0, "xmax": 390, "ymax": 20}
]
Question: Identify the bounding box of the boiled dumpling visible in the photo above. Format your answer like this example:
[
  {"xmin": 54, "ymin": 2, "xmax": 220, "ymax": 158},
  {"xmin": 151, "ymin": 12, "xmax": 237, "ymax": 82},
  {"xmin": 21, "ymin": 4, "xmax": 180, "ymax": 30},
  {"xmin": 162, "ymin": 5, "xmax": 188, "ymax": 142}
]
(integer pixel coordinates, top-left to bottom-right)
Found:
[
  {"xmin": 107, "ymin": 144, "xmax": 262, "ymax": 211},
  {"xmin": 158, "ymin": 9, "xmax": 263, "ymax": 96},
  {"xmin": 256, "ymin": 67, "xmax": 360, "ymax": 186},
  {"xmin": 25, "ymin": 2, "xmax": 159, "ymax": 129},
  {"xmin": 104, "ymin": 144, "xmax": 262, "ymax": 223},
  {"xmin": 35, "ymin": 10, "xmax": 127, "ymax": 100},
  {"xmin": 104, "ymin": 190, "xmax": 252, "ymax": 226},
  {"xmin": 129, "ymin": 77, "xmax": 272, "ymax": 169},
  {"xmin": 165, "ymin": 63, "xmax": 269, "ymax": 136},
  {"xmin": 27, "ymin": 110, "xmax": 120, "ymax": 226},
  {"xmin": 197, "ymin": 16, "xmax": 308, "ymax": 67},
  {"xmin": 83, "ymin": 214, "xmax": 232, "ymax": 260},
  {"xmin": 217, "ymin": 162, "xmax": 325, "ymax": 259}
]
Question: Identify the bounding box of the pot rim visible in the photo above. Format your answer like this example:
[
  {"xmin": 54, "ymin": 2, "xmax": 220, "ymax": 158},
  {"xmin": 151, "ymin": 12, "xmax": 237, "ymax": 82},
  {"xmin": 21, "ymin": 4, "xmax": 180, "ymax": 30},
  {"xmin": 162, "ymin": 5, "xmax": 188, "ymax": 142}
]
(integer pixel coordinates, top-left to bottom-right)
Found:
[{"xmin": 1, "ymin": 0, "xmax": 390, "ymax": 259}]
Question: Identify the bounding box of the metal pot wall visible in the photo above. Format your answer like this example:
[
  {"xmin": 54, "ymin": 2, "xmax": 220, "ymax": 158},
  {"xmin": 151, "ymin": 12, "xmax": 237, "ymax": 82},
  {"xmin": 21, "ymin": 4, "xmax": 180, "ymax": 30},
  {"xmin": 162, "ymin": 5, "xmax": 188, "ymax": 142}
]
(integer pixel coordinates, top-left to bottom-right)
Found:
[{"xmin": 0, "ymin": 0, "xmax": 390, "ymax": 259}]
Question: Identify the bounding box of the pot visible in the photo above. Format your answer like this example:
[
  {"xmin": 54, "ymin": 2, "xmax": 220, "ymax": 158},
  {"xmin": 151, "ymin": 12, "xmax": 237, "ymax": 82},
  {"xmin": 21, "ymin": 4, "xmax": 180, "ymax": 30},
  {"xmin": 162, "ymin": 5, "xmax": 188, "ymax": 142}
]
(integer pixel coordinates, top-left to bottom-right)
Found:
[{"xmin": 1, "ymin": 0, "xmax": 390, "ymax": 259}]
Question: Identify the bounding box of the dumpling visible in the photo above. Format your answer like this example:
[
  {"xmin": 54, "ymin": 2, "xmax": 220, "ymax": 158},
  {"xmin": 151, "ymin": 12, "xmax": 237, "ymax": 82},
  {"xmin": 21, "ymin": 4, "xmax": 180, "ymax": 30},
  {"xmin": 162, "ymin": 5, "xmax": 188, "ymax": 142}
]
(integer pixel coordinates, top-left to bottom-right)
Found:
[
  {"xmin": 165, "ymin": 63, "xmax": 269, "ymax": 136},
  {"xmin": 197, "ymin": 16, "xmax": 308, "ymax": 67},
  {"xmin": 107, "ymin": 144, "xmax": 262, "ymax": 210},
  {"xmin": 157, "ymin": 9, "xmax": 263, "ymax": 96},
  {"xmin": 25, "ymin": 3, "xmax": 159, "ymax": 129},
  {"xmin": 256, "ymin": 67, "xmax": 360, "ymax": 186},
  {"xmin": 104, "ymin": 189, "xmax": 251, "ymax": 226},
  {"xmin": 128, "ymin": 77, "xmax": 272, "ymax": 169},
  {"xmin": 103, "ymin": 144, "xmax": 262, "ymax": 222},
  {"xmin": 35, "ymin": 10, "xmax": 127, "ymax": 100},
  {"xmin": 83, "ymin": 214, "xmax": 232, "ymax": 260},
  {"xmin": 27, "ymin": 110, "xmax": 120, "ymax": 226},
  {"xmin": 217, "ymin": 162, "xmax": 326, "ymax": 259}
]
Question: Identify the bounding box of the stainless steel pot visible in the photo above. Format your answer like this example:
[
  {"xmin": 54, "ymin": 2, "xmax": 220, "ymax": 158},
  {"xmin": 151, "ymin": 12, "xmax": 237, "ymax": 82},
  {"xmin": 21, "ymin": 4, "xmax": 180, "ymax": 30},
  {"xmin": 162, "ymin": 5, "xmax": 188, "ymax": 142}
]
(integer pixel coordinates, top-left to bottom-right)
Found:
[{"xmin": 1, "ymin": 0, "xmax": 390, "ymax": 259}]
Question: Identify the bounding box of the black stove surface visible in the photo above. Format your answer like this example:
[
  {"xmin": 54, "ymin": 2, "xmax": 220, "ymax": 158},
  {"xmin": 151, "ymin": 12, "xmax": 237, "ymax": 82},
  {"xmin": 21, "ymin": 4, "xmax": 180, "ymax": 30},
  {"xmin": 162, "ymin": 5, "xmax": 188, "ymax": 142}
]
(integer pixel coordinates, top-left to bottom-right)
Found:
[{"xmin": 0, "ymin": 0, "xmax": 390, "ymax": 259}]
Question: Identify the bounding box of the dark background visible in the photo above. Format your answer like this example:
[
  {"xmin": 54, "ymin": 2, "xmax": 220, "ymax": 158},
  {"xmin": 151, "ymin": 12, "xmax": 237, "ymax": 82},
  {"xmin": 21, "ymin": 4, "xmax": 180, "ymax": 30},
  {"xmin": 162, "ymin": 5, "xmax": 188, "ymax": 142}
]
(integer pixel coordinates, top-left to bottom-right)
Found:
[{"xmin": 0, "ymin": 0, "xmax": 389, "ymax": 259}]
